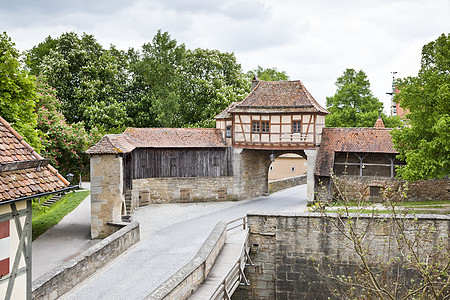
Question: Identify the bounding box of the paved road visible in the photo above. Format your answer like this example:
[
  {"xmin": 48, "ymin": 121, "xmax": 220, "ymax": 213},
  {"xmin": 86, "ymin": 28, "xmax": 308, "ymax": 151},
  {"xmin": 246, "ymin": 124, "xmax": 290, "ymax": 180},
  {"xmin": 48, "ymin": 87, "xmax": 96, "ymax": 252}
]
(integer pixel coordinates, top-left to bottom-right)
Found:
[
  {"xmin": 32, "ymin": 184, "xmax": 97, "ymax": 281},
  {"xmin": 61, "ymin": 185, "xmax": 308, "ymax": 300}
]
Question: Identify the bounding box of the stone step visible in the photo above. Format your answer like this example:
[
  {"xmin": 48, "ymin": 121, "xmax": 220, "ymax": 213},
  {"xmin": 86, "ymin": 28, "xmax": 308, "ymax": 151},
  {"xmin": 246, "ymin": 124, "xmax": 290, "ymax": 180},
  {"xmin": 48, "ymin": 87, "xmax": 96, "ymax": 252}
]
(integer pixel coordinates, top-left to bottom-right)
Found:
[{"xmin": 41, "ymin": 194, "xmax": 64, "ymax": 207}]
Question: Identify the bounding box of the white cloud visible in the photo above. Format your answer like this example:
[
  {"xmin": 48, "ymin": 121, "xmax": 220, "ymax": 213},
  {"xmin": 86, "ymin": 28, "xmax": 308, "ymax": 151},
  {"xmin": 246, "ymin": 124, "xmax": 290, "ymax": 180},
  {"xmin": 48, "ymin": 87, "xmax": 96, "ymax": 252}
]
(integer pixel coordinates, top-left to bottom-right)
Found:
[{"xmin": 1, "ymin": 0, "xmax": 449, "ymax": 113}]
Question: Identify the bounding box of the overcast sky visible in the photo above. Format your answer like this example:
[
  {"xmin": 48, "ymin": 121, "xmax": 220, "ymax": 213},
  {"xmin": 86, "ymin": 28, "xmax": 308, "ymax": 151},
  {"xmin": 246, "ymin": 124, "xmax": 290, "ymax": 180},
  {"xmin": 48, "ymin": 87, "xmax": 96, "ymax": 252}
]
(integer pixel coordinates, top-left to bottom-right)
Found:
[{"xmin": 1, "ymin": 0, "xmax": 449, "ymax": 112}]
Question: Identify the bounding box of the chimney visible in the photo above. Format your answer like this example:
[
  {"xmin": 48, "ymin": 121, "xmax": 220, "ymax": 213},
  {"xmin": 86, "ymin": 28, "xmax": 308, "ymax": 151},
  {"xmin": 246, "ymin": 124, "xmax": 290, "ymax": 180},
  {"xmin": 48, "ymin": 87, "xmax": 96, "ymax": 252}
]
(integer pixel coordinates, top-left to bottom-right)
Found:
[{"xmin": 251, "ymin": 77, "xmax": 260, "ymax": 90}]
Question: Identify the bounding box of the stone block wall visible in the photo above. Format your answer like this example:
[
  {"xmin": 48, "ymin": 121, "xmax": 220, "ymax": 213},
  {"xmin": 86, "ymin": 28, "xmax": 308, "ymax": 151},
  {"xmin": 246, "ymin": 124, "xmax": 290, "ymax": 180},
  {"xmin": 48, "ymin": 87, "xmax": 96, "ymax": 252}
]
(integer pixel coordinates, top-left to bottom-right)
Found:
[
  {"xmin": 32, "ymin": 222, "xmax": 140, "ymax": 300},
  {"xmin": 90, "ymin": 154, "xmax": 125, "ymax": 239},
  {"xmin": 316, "ymin": 176, "xmax": 450, "ymax": 202},
  {"xmin": 268, "ymin": 175, "xmax": 306, "ymax": 193},
  {"xmin": 132, "ymin": 176, "xmax": 234, "ymax": 206},
  {"xmin": 234, "ymin": 213, "xmax": 450, "ymax": 299}
]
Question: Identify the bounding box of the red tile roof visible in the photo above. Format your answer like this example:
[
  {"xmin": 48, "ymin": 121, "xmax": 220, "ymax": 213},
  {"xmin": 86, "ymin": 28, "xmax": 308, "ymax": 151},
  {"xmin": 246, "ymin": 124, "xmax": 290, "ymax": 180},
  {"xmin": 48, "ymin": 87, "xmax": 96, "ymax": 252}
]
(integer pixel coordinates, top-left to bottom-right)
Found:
[
  {"xmin": 374, "ymin": 116, "xmax": 385, "ymax": 128},
  {"xmin": 215, "ymin": 102, "xmax": 241, "ymax": 119},
  {"xmin": 87, "ymin": 128, "xmax": 226, "ymax": 154},
  {"xmin": 0, "ymin": 117, "xmax": 69, "ymax": 202},
  {"xmin": 230, "ymin": 80, "xmax": 329, "ymax": 114},
  {"xmin": 316, "ymin": 127, "xmax": 397, "ymax": 176}
]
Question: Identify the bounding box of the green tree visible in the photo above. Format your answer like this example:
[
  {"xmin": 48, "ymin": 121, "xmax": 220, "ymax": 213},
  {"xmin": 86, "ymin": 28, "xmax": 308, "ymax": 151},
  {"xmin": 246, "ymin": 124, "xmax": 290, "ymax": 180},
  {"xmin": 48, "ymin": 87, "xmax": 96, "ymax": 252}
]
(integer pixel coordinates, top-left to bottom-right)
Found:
[
  {"xmin": 246, "ymin": 65, "xmax": 289, "ymax": 81},
  {"xmin": 0, "ymin": 32, "xmax": 43, "ymax": 151},
  {"xmin": 177, "ymin": 48, "xmax": 250, "ymax": 128},
  {"xmin": 26, "ymin": 32, "xmax": 130, "ymax": 131},
  {"xmin": 35, "ymin": 78, "xmax": 102, "ymax": 178},
  {"xmin": 391, "ymin": 33, "xmax": 450, "ymax": 181},
  {"xmin": 127, "ymin": 30, "xmax": 186, "ymax": 128},
  {"xmin": 325, "ymin": 68, "xmax": 401, "ymax": 128}
]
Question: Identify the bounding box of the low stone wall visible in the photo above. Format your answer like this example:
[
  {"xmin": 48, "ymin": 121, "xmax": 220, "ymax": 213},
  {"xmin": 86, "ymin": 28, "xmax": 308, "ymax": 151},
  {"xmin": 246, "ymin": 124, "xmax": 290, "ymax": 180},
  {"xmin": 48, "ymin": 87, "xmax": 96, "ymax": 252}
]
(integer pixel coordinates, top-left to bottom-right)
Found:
[
  {"xmin": 146, "ymin": 221, "xmax": 227, "ymax": 300},
  {"xmin": 132, "ymin": 177, "xmax": 234, "ymax": 207},
  {"xmin": 316, "ymin": 176, "xmax": 450, "ymax": 202},
  {"xmin": 234, "ymin": 213, "xmax": 450, "ymax": 299},
  {"xmin": 268, "ymin": 175, "xmax": 306, "ymax": 193},
  {"xmin": 32, "ymin": 221, "xmax": 140, "ymax": 300}
]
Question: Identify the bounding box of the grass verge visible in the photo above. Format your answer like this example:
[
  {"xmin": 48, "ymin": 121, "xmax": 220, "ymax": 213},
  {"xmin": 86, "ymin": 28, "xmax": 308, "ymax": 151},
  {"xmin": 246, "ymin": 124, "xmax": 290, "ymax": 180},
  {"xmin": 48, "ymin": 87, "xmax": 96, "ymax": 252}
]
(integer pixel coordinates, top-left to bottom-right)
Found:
[{"xmin": 32, "ymin": 190, "xmax": 90, "ymax": 241}]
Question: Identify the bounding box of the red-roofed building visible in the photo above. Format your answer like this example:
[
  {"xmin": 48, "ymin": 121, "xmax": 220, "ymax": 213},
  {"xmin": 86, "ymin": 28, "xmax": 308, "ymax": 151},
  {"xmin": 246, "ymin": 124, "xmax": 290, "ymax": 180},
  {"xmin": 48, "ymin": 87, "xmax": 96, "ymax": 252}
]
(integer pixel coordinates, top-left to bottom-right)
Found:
[
  {"xmin": 0, "ymin": 116, "xmax": 71, "ymax": 299},
  {"xmin": 315, "ymin": 120, "xmax": 406, "ymax": 201},
  {"xmin": 87, "ymin": 79, "xmax": 330, "ymax": 237}
]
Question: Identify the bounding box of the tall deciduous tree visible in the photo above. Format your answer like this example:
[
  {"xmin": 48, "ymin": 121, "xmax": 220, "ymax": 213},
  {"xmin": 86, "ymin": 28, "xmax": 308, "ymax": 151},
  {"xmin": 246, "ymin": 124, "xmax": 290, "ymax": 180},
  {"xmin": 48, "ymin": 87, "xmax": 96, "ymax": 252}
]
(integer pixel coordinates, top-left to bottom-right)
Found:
[
  {"xmin": 325, "ymin": 68, "xmax": 401, "ymax": 128},
  {"xmin": 391, "ymin": 33, "xmax": 450, "ymax": 181},
  {"xmin": 246, "ymin": 65, "xmax": 289, "ymax": 81},
  {"xmin": 35, "ymin": 78, "xmax": 102, "ymax": 178},
  {"xmin": 0, "ymin": 32, "xmax": 42, "ymax": 151},
  {"xmin": 26, "ymin": 32, "xmax": 130, "ymax": 131}
]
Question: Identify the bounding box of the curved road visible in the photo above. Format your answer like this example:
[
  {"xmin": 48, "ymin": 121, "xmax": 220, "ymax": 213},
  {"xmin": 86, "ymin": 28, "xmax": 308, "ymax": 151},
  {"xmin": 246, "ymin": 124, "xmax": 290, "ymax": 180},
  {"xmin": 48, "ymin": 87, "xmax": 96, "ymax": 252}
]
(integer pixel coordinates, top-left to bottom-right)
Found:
[{"xmin": 61, "ymin": 185, "xmax": 308, "ymax": 300}]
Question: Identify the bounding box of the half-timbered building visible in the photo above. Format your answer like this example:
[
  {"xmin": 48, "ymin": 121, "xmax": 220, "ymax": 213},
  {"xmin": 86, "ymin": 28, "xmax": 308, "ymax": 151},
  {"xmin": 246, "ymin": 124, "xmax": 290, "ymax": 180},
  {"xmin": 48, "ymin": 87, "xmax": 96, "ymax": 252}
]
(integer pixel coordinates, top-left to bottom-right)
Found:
[
  {"xmin": 87, "ymin": 79, "xmax": 330, "ymax": 237},
  {"xmin": 0, "ymin": 117, "xmax": 70, "ymax": 299}
]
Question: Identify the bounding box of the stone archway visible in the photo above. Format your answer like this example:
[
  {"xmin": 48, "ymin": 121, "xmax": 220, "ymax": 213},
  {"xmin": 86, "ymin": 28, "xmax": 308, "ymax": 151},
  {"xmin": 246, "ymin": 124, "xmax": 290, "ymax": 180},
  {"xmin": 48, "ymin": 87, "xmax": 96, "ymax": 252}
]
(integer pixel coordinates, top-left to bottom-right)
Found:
[{"xmin": 232, "ymin": 148, "xmax": 316, "ymax": 201}]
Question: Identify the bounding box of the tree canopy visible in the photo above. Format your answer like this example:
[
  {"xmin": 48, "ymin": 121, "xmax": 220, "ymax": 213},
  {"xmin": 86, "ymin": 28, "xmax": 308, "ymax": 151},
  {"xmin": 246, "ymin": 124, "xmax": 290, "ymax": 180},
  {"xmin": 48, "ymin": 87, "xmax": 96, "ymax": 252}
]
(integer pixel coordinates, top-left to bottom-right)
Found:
[
  {"xmin": 325, "ymin": 68, "xmax": 401, "ymax": 128},
  {"xmin": 26, "ymin": 30, "xmax": 251, "ymax": 131},
  {"xmin": 0, "ymin": 32, "xmax": 42, "ymax": 151},
  {"xmin": 391, "ymin": 33, "xmax": 450, "ymax": 181},
  {"xmin": 246, "ymin": 65, "xmax": 289, "ymax": 81}
]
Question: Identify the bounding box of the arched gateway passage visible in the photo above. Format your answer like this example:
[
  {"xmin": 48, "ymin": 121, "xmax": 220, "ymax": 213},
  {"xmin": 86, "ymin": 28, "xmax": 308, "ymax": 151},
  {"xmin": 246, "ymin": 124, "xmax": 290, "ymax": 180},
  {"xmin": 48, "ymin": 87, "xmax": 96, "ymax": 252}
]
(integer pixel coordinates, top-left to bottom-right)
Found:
[{"xmin": 87, "ymin": 79, "xmax": 328, "ymax": 238}]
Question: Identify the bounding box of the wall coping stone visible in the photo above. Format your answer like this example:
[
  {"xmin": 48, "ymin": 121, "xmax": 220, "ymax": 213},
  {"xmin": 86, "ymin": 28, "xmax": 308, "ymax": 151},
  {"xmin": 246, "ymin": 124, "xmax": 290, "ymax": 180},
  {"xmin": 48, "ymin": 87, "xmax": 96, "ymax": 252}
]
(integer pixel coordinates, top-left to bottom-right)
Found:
[
  {"xmin": 247, "ymin": 211, "xmax": 450, "ymax": 221},
  {"xmin": 268, "ymin": 174, "xmax": 306, "ymax": 184},
  {"xmin": 146, "ymin": 220, "xmax": 227, "ymax": 300},
  {"xmin": 32, "ymin": 221, "xmax": 140, "ymax": 299}
]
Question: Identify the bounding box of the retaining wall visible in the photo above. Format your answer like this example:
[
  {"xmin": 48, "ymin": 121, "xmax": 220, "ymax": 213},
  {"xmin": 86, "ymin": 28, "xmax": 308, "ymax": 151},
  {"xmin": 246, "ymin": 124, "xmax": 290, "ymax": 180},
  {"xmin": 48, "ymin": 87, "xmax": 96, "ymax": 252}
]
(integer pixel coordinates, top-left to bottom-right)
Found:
[
  {"xmin": 32, "ymin": 221, "xmax": 140, "ymax": 300},
  {"xmin": 132, "ymin": 177, "xmax": 234, "ymax": 206},
  {"xmin": 146, "ymin": 221, "xmax": 227, "ymax": 300},
  {"xmin": 268, "ymin": 175, "xmax": 306, "ymax": 193},
  {"xmin": 234, "ymin": 213, "xmax": 450, "ymax": 299}
]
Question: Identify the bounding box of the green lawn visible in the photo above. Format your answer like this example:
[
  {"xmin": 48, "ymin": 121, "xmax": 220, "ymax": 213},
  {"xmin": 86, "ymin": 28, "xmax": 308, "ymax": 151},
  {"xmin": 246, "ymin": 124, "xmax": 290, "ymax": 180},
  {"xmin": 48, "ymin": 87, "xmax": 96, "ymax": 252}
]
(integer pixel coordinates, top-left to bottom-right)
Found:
[{"xmin": 32, "ymin": 190, "xmax": 90, "ymax": 240}]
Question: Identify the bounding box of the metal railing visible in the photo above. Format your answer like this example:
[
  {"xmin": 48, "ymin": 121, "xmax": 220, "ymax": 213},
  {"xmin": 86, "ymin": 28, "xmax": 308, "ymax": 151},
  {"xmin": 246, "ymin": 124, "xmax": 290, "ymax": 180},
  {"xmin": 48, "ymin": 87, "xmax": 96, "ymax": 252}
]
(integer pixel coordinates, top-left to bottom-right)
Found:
[{"xmin": 210, "ymin": 219, "xmax": 253, "ymax": 300}]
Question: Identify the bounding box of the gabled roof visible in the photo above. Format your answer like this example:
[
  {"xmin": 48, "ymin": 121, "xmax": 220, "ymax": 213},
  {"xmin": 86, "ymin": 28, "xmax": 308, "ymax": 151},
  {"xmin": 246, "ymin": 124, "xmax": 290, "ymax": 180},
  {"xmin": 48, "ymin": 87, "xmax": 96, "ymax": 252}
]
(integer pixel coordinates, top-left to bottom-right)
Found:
[
  {"xmin": 87, "ymin": 128, "xmax": 226, "ymax": 154},
  {"xmin": 0, "ymin": 117, "xmax": 69, "ymax": 202},
  {"xmin": 316, "ymin": 127, "xmax": 397, "ymax": 177},
  {"xmin": 215, "ymin": 102, "xmax": 241, "ymax": 119},
  {"xmin": 229, "ymin": 80, "xmax": 329, "ymax": 114},
  {"xmin": 374, "ymin": 116, "xmax": 385, "ymax": 128}
]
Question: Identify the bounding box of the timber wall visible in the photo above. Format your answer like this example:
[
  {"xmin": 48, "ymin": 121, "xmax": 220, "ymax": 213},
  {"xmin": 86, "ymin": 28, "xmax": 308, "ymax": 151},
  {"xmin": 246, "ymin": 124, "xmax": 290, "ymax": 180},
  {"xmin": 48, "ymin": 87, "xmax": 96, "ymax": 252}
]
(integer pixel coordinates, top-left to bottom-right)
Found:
[{"xmin": 233, "ymin": 213, "xmax": 450, "ymax": 299}]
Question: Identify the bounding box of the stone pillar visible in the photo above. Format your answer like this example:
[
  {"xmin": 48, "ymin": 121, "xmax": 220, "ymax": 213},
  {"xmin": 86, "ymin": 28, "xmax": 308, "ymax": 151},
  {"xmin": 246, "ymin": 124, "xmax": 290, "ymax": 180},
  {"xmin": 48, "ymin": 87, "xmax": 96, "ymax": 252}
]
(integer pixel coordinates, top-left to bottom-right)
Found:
[
  {"xmin": 232, "ymin": 148, "xmax": 270, "ymax": 200},
  {"xmin": 304, "ymin": 148, "xmax": 318, "ymax": 204},
  {"xmin": 90, "ymin": 154, "xmax": 124, "ymax": 239}
]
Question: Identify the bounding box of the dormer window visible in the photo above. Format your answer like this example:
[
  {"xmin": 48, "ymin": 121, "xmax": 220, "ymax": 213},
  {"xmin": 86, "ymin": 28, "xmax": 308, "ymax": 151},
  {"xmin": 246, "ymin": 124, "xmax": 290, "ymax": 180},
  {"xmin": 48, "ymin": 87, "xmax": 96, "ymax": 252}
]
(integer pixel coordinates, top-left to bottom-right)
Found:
[{"xmin": 252, "ymin": 121, "xmax": 269, "ymax": 133}]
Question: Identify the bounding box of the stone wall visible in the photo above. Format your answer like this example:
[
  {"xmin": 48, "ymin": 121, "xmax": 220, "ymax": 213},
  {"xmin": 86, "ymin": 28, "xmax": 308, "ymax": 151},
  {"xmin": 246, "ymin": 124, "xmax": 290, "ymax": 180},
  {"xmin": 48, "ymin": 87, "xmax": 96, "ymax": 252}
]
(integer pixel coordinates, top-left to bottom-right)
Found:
[
  {"xmin": 132, "ymin": 176, "xmax": 234, "ymax": 206},
  {"xmin": 316, "ymin": 176, "xmax": 450, "ymax": 202},
  {"xmin": 268, "ymin": 175, "xmax": 306, "ymax": 193},
  {"xmin": 233, "ymin": 149, "xmax": 271, "ymax": 200},
  {"xmin": 233, "ymin": 213, "xmax": 450, "ymax": 299},
  {"xmin": 146, "ymin": 221, "xmax": 227, "ymax": 300},
  {"xmin": 32, "ymin": 222, "xmax": 140, "ymax": 300},
  {"xmin": 90, "ymin": 154, "xmax": 125, "ymax": 238}
]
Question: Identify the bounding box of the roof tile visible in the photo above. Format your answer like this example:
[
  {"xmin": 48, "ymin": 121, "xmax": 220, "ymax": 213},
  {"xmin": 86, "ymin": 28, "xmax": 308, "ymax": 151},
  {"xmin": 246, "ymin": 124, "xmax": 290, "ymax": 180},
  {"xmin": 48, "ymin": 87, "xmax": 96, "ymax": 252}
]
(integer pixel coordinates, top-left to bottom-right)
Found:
[{"xmin": 316, "ymin": 127, "xmax": 397, "ymax": 177}]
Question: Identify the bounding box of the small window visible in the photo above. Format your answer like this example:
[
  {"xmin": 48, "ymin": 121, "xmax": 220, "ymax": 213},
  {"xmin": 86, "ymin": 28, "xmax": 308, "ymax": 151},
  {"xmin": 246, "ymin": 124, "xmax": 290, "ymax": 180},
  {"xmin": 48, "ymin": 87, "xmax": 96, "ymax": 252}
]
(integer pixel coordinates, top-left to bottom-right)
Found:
[
  {"xmin": 252, "ymin": 121, "xmax": 269, "ymax": 133},
  {"xmin": 293, "ymin": 121, "xmax": 301, "ymax": 133},
  {"xmin": 261, "ymin": 121, "xmax": 269, "ymax": 133},
  {"xmin": 269, "ymin": 165, "xmax": 274, "ymax": 172},
  {"xmin": 226, "ymin": 126, "xmax": 232, "ymax": 138},
  {"xmin": 370, "ymin": 186, "xmax": 381, "ymax": 198},
  {"xmin": 291, "ymin": 166, "xmax": 296, "ymax": 173}
]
